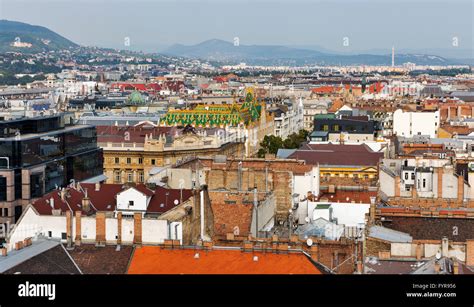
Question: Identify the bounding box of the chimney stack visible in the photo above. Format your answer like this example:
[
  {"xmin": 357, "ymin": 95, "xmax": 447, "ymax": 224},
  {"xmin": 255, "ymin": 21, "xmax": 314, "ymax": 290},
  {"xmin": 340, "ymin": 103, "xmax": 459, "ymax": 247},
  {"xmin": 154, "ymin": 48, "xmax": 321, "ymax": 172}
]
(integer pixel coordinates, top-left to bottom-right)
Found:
[
  {"xmin": 434, "ymin": 261, "xmax": 440, "ymax": 274},
  {"xmin": 95, "ymin": 182, "xmax": 100, "ymax": 192},
  {"xmin": 82, "ymin": 189, "xmax": 90, "ymax": 212},
  {"xmin": 50, "ymin": 197, "xmax": 55, "ymax": 209},
  {"xmin": 60, "ymin": 188, "xmax": 66, "ymax": 202},
  {"xmin": 453, "ymin": 260, "xmax": 459, "ymax": 275},
  {"xmin": 441, "ymin": 237, "xmax": 449, "ymax": 258}
]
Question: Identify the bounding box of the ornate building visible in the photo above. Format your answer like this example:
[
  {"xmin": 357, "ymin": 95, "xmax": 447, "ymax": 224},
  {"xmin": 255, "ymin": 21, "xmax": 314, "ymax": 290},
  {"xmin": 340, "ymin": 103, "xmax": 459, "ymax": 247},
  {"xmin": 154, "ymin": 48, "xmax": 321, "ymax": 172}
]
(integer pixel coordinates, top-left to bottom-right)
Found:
[
  {"xmin": 99, "ymin": 124, "xmax": 245, "ymax": 184},
  {"xmin": 161, "ymin": 88, "xmax": 274, "ymax": 157}
]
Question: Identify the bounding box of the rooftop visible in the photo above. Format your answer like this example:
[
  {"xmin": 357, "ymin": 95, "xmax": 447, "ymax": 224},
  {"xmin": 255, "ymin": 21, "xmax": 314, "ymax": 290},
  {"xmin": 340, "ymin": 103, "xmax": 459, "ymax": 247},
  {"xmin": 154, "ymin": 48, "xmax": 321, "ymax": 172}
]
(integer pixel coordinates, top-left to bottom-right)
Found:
[
  {"xmin": 67, "ymin": 244, "xmax": 134, "ymax": 274},
  {"xmin": 127, "ymin": 246, "xmax": 322, "ymax": 274},
  {"xmin": 290, "ymin": 143, "xmax": 383, "ymax": 167}
]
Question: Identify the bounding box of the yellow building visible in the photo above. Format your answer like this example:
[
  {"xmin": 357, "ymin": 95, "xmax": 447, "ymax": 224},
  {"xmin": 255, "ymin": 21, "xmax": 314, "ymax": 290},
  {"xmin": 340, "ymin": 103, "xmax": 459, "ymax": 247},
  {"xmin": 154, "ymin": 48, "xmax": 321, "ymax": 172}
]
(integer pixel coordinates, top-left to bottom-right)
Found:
[{"xmin": 98, "ymin": 125, "xmax": 244, "ymax": 184}]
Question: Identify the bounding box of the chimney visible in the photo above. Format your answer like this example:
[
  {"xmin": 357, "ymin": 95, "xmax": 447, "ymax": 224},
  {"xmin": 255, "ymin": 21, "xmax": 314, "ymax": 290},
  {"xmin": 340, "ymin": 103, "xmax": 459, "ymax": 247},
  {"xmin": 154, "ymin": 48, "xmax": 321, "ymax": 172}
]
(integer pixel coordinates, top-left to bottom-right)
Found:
[
  {"xmin": 453, "ymin": 260, "xmax": 459, "ymax": 275},
  {"xmin": 441, "ymin": 237, "xmax": 449, "ymax": 258},
  {"xmin": 60, "ymin": 188, "xmax": 66, "ymax": 202},
  {"xmin": 434, "ymin": 261, "xmax": 440, "ymax": 274},
  {"xmin": 95, "ymin": 182, "xmax": 100, "ymax": 192},
  {"xmin": 82, "ymin": 189, "xmax": 90, "ymax": 212},
  {"xmin": 466, "ymin": 240, "xmax": 474, "ymax": 267},
  {"xmin": 50, "ymin": 197, "xmax": 55, "ymax": 209},
  {"xmin": 416, "ymin": 243, "xmax": 423, "ymax": 260}
]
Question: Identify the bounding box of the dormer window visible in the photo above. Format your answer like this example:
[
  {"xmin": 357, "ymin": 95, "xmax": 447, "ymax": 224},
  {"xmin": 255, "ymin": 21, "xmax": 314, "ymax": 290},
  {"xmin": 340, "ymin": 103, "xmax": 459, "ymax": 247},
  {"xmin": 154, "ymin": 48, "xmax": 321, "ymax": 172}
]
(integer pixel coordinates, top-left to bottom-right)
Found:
[{"xmin": 129, "ymin": 200, "xmax": 134, "ymax": 207}]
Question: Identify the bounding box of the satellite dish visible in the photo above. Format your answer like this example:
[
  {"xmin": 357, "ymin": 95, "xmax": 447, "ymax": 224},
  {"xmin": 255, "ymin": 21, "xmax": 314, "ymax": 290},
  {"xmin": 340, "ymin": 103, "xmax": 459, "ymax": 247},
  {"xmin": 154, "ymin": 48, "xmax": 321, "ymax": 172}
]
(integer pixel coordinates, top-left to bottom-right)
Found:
[
  {"xmin": 174, "ymin": 199, "xmax": 179, "ymax": 205},
  {"xmin": 306, "ymin": 238, "xmax": 313, "ymax": 247}
]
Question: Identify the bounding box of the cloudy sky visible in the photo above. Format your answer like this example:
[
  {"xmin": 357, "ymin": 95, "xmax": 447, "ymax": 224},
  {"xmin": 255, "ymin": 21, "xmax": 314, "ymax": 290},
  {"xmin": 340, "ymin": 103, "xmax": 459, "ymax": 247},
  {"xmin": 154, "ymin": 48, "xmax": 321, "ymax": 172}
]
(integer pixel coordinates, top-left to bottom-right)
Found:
[{"xmin": 0, "ymin": 0, "xmax": 472, "ymax": 57}]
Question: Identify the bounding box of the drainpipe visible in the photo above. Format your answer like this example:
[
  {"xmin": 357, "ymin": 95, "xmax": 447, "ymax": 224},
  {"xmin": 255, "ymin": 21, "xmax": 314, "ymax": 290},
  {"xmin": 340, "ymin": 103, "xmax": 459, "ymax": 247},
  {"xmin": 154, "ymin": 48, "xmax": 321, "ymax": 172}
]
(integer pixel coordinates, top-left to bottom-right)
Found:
[{"xmin": 200, "ymin": 186, "xmax": 205, "ymax": 241}]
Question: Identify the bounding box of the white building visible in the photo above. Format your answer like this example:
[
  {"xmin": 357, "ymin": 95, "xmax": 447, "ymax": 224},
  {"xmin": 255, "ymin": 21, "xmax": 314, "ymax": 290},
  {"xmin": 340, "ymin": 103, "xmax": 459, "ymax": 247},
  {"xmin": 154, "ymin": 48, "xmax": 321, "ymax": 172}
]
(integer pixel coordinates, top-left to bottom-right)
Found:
[
  {"xmin": 302, "ymin": 98, "xmax": 330, "ymax": 131},
  {"xmin": 392, "ymin": 109, "xmax": 439, "ymax": 138},
  {"xmin": 272, "ymin": 98, "xmax": 304, "ymax": 139},
  {"xmin": 4, "ymin": 183, "xmax": 202, "ymax": 251}
]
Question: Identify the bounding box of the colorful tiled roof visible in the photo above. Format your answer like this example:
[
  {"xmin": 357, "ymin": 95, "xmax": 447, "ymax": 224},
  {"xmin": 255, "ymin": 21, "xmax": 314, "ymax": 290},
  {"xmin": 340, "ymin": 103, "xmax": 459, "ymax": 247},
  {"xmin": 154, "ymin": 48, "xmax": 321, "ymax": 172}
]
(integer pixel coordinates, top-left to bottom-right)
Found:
[{"xmin": 161, "ymin": 88, "xmax": 261, "ymax": 128}]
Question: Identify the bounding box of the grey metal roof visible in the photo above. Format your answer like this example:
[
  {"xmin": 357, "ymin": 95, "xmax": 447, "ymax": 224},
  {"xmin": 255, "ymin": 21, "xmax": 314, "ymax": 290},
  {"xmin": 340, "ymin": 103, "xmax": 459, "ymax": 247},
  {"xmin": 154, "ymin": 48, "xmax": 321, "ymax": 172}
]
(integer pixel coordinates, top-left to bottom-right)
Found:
[
  {"xmin": 310, "ymin": 131, "xmax": 329, "ymax": 137},
  {"xmin": 80, "ymin": 174, "xmax": 108, "ymax": 183},
  {"xmin": 368, "ymin": 225, "xmax": 413, "ymax": 243},
  {"xmin": 276, "ymin": 148, "xmax": 297, "ymax": 159}
]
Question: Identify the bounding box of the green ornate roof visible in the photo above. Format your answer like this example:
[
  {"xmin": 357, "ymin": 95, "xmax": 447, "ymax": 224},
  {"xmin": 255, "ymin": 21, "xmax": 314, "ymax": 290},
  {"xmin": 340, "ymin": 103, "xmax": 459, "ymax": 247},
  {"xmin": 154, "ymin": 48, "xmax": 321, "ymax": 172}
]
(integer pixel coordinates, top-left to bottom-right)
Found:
[{"xmin": 162, "ymin": 88, "xmax": 262, "ymax": 128}]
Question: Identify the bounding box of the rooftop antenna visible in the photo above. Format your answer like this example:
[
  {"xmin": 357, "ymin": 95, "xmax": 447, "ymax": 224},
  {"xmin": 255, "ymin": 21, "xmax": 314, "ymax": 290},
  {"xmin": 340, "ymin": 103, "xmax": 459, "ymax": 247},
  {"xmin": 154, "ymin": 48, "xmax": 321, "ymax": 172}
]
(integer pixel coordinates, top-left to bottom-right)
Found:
[{"xmin": 391, "ymin": 46, "xmax": 395, "ymax": 68}]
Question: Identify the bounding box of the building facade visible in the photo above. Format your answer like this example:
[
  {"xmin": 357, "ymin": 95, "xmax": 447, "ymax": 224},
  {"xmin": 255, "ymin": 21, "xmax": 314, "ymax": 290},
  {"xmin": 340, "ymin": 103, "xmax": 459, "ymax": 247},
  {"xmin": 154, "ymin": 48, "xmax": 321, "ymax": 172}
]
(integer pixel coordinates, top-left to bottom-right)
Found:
[
  {"xmin": 0, "ymin": 114, "xmax": 103, "ymax": 231},
  {"xmin": 100, "ymin": 127, "xmax": 245, "ymax": 184}
]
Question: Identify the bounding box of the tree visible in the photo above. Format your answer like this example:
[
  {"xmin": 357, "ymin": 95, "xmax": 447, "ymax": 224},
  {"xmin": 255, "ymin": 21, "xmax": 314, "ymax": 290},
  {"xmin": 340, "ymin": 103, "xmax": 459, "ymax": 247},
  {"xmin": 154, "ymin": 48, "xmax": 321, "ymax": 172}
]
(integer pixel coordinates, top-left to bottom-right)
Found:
[{"xmin": 258, "ymin": 130, "xmax": 309, "ymax": 158}]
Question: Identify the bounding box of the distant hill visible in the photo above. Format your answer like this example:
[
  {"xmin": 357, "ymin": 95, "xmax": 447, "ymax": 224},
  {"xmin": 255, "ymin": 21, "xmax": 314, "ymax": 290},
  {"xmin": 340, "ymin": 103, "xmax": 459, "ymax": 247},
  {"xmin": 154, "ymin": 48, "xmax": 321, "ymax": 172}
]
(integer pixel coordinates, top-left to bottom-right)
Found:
[
  {"xmin": 164, "ymin": 39, "xmax": 464, "ymax": 66},
  {"xmin": 0, "ymin": 20, "xmax": 78, "ymax": 53}
]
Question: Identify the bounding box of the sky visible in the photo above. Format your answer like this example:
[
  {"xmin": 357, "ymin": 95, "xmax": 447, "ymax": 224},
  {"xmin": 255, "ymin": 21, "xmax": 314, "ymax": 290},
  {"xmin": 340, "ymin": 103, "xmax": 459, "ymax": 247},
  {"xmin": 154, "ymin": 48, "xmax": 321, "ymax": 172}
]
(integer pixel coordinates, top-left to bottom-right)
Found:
[{"xmin": 0, "ymin": 0, "xmax": 473, "ymax": 57}]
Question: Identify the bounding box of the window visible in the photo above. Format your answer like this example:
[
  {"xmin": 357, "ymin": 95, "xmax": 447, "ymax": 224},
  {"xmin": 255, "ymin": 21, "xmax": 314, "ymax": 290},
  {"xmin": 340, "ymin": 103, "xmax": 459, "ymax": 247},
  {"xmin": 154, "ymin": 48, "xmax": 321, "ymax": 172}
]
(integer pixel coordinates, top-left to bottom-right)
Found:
[
  {"xmin": 127, "ymin": 172, "xmax": 133, "ymax": 183},
  {"xmin": 411, "ymin": 173, "xmax": 415, "ymax": 180},
  {"xmin": 405, "ymin": 186, "xmax": 410, "ymax": 191},
  {"xmin": 404, "ymin": 173, "xmax": 408, "ymax": 180},
  {"xmin": 126, "ymin": 157, "xmax": 131, "ymax": 164},
  {"xmin": 48, "ymin": 231, "xmax": 52, "ymax": 238},
  {"xmin": 129, "ymin": 200, "xmax": 134, "ymax": 207},
  {"xmin": 3, "ymin": 208, "xmax": 8, "ymax": 217},
  {"xmin": 0, "ymin": 177, "xmax": 6, "ymax": 201},
  {"xmin": 61, "ymin": 232, "xmax": 67, "ymax": 240},
  {"xmin": 422, "ymin": 178, "xmax": 426, "ymax": 188},
  {"xmin": 364, "ymin": 174, "xmax": 369, "ymax": 179},
  {"xmin": 115, "ymin": 157, "xmax": 120, "ymax": 164},
  {"xmin": 333, "ymin": 124, "xmax": 340, "ymax": 132},
  {"xmin": 323, "ymin": 125, "xmax": 329, "ymax": 131},
  {"xmin": 138, "ymin": 158, "xmax": 143, "ymax": 164},
  {"xmin": 114, "ymin": 171, "xmax": 121, "ymax": 183},
  {"xmin": 151, "ymin": 159, "xmax": 156, "ymax": 165},
  {"xmin": 138, "ymin": 172, "xmax": 144, "ymax": 183}
]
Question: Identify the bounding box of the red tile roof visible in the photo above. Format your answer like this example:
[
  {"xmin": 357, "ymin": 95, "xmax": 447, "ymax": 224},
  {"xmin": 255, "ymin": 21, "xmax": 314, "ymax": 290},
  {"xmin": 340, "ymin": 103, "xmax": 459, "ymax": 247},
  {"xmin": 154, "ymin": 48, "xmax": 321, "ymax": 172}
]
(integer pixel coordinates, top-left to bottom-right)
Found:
[
  {"xmin": 127, "ymin": 247, "xmax": 322, "ymax": 274},
  {"xmin": 290, "ymin": 144, "xmax": 383, "ymax": 167},
  {"xmin": 146, "ymin": 186, "xmax": 194, "ymax": 214},
  {"xmin": 110, "ymin": 83, "xmax": 161, "ymax": 92},
  {"xmin": 31, "ymin": 184, "xmax": 194, "ymax": 216}
]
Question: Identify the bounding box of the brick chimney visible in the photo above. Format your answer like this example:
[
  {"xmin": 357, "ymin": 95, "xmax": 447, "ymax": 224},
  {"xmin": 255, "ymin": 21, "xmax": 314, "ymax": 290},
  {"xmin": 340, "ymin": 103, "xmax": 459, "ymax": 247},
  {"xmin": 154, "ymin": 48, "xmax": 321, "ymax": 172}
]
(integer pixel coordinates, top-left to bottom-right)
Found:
[
  {"xmin": 457, "ymin": 175, "xmax": 464, "ymax": 203},
  {"xmin": 95, "ymin": 212, "xmax": 106, "ymax": 246},
  {"xmin": 60, "ymin": 188, "xmax": 67, "ymax": 202},
  {"xmin": 416, "ymin": 243, "xmax": 423, "ymax": 260},
  {"xmin": 133, "ymin": 212, "xmax": 142, "ymax": 245},
  {"xmin": 117, "ymin": 212, "xmax": 122, "ymax": 246},
  {"xmin": 75, "ymin": 211, "xmax": 82, "ymax": 246},
  {"xmin": 466, "ymin": 239, "xmax": 474, "ymax": 267}
]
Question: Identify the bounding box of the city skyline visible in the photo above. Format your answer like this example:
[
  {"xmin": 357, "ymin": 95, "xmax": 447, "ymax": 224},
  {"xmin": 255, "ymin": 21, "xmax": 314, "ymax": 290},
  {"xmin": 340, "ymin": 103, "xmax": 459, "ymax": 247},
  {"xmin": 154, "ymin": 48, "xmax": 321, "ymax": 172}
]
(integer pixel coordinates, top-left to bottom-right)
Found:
[{"xmin": 0, "ymin": 0, "xmax": 473, "ymax": 58}]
